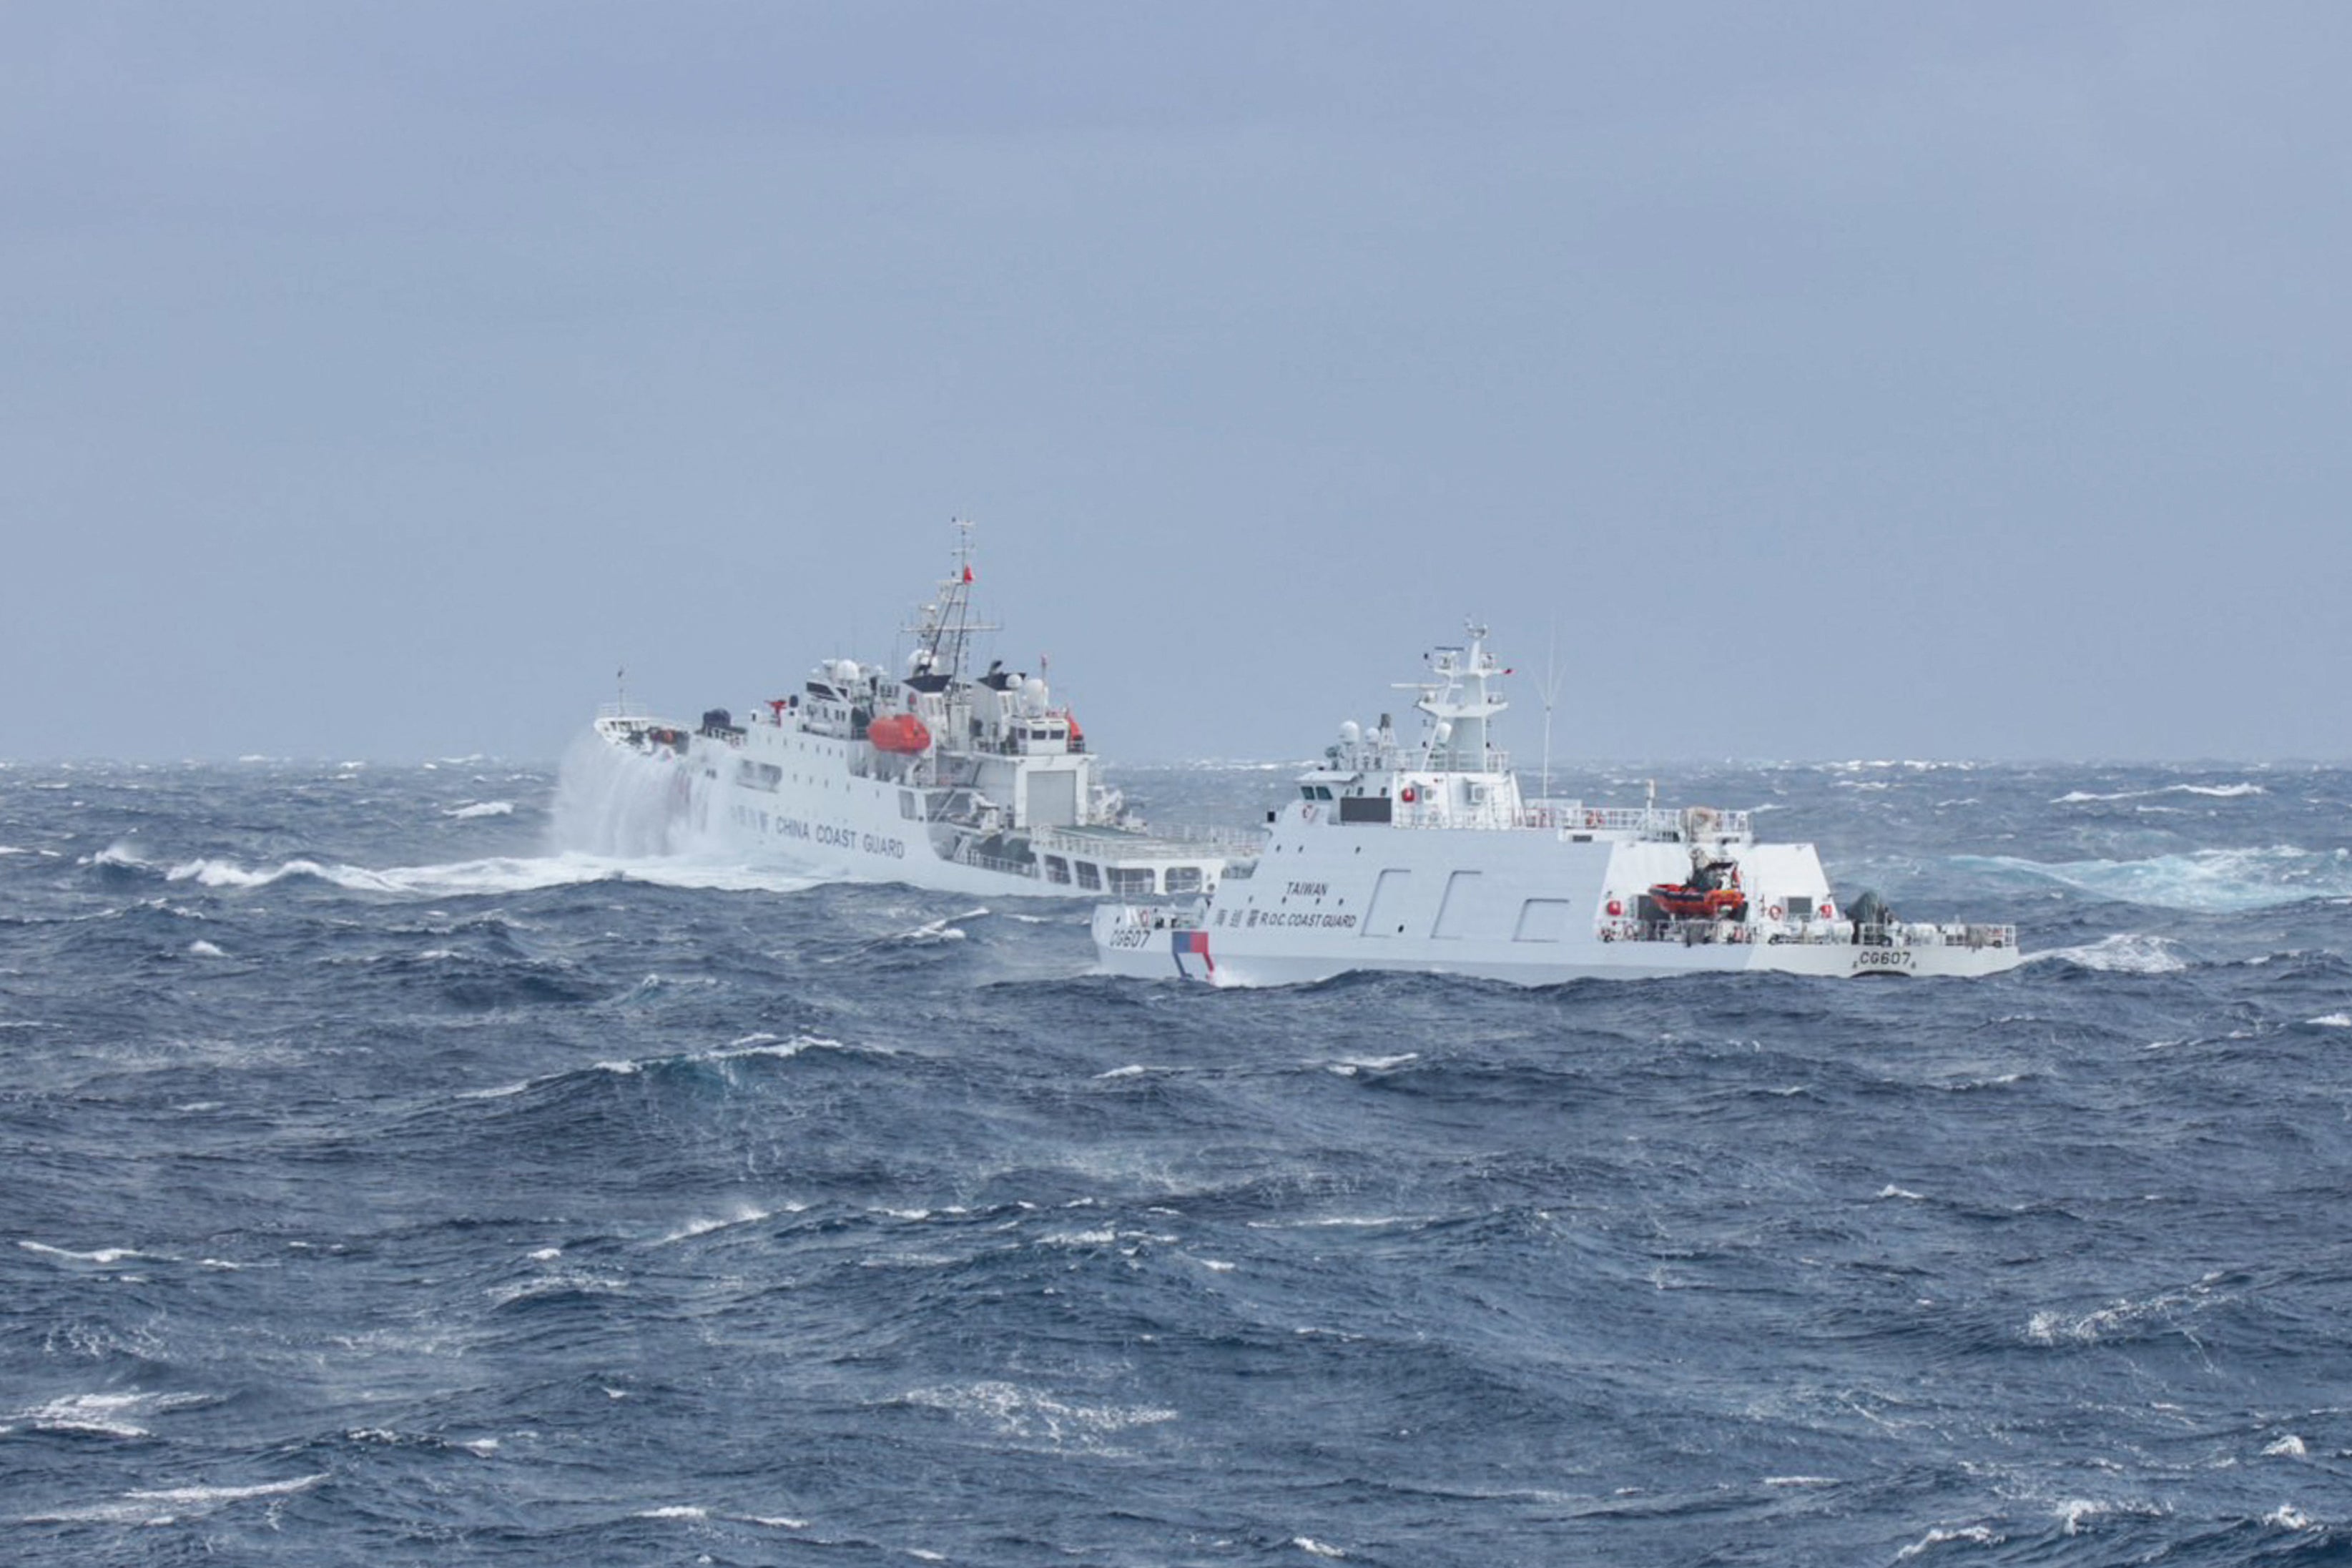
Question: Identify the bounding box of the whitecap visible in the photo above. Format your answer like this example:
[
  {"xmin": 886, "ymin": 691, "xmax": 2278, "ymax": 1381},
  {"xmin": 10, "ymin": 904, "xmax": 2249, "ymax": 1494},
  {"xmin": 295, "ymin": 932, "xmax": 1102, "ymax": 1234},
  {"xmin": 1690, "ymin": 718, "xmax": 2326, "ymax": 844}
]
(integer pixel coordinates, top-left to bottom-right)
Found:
[
  {"xmin": 2268, "ymin": 1504, "xmax": 2315, "ymax": 1529},
  {"xmin": 2052, "ymin": 782, "xmax": 2265, "ymax": 804},
  {"xmin": 16, "ymin": 1391, "xmax": 193, "ymax": 1439},
  {"xmin": 162, "ymin": 849, "xmax": 817, "ymax": 899},
  {"xmin": 709, "ymin": 1033, "xmax": 839, "ymax": 1064},
  {"xmin": 1327, "ymin": 1052, "xmax": 1418, "ymax": 1074},
  {"xmin": 657, "ymin": 1204, "xmax": 779, "ymax": 1243},
  {"xmin": 2308, "ymin": 1015, "xmax": 2352, "ymax": 1029},
  {"xmin": 23, "ymin": 1471, "xmax": 327, "ymax": 1525},
  {"xmin": 901, "ymin": 1381, "xmax": 1176, "ymax": 1443},
  {"xmin": 1964, "ymin": 846, "xmax": 2352, "ymax": 913},
  {"xmin": 1038, "ymin": 1227, "xmax": 1119, "ymax": 1246},
  {"xmin": 2265, "ymin": 1434, "xmax": 2308, "ymax": 1457},
  {"xmin": 486, "ymin": 1270, "xmax": 626, "ymax": 1306},
  {"xmin": 634, "ymin": 1505, "xmax": 707, "ymax": 1520},
  {"xmin": 187, "ymin": 940, "xmax": 227, "ymax": 959},
  {"xmin": 1294, "ymin": 1539, "xmax": 1347, "ymax": 1559},
  {"xmin": 1896, "ymin": 1524, "xmax": 2001, "ymax": 1559},
  {"xmin": 20, "ymin": 1240, "xmax": 152, "ymax": 1266},
  {"xmin": 2029, "ymin": 935, "xmax": 2188, "ymax": 975},
  {"xmin": 443, "ymin": 800, "xmax": 514, "ymax": 819},
  {"xmin": 2024, "ymin": 1275, "xmax": 2228, "ymax": 1346}
]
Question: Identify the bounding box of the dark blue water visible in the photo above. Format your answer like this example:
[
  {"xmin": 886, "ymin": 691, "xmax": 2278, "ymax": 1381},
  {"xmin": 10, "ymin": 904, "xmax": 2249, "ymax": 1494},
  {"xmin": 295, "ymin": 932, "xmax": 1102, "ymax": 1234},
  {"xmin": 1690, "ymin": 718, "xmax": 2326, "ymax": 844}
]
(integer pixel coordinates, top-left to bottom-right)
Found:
[{"xmin": 6, "ymin": 754, "xmax": 2352, "ymax": 1564}]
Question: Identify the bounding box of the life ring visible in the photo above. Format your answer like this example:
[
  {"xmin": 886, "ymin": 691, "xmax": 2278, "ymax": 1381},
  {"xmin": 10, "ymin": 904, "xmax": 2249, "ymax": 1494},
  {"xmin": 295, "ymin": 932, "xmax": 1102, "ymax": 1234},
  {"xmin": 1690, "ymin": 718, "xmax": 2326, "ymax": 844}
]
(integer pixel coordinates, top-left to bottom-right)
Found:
[
  {"xmin": 1818, "ymin": 902, "xmax": 1834, "ymax": 919},
  {"xmin": 1767, "ymin": 903, "xmax": 1783, "ymax": 921},
  {"xmin": 1605, "ymin": 898, "xmax": 1623, "ymax": 917},
  {"xmin": 1585, "ymin": 811, "xmax": 1603, "ymax": 829},
  {"xmin": 1400, "ymin": 786, "xmax": 1416, "ymax": 804}
]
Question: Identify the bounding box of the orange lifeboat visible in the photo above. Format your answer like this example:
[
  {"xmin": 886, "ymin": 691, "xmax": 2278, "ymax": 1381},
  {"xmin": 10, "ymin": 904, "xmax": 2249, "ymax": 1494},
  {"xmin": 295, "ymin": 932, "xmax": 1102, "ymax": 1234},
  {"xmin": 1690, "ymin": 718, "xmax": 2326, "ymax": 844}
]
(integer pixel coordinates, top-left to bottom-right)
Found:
[
  {"xmin": 1647, "ymin": 883, "xmax": 1748, "ymax": 921},
  {"xmin": 867, "ymin": 713, "xmax": 933, "ymax": 754}
]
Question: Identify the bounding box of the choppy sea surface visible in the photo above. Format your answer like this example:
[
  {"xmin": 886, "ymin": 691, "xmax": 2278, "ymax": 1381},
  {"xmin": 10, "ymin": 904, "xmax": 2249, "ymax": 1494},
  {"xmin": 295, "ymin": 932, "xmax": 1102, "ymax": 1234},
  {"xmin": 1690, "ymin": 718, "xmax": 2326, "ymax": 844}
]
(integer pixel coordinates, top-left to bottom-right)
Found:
[{"xmin": 6, "ymin": 750, "xmax": 2352, "ymax": 1566}]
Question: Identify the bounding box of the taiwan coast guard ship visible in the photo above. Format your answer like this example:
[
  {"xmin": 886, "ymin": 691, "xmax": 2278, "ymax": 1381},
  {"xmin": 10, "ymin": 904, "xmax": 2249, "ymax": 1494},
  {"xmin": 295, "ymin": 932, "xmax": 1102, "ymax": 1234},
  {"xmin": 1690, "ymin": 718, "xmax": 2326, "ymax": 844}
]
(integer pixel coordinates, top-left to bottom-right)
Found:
[
  {"xmin": 1094, "ymin": 625, "xmax": 2022, "ymax": 985},
  {"xmin": 593, "ymin": 526, "xmax": 1249, "ymax": 897}
]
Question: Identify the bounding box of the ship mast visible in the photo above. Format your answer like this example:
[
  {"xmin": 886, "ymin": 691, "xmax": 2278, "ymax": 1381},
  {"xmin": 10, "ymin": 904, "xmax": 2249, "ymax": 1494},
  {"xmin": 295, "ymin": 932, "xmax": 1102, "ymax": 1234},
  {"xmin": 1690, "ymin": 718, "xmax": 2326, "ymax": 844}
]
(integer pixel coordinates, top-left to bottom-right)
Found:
[
  {"xmin": 906, "ymin": 518, "xmax": 1001, "ymax": 681},
  {"xmin": 1401, "ymin": 620, "xmax": 1508, "ymax": 771}
]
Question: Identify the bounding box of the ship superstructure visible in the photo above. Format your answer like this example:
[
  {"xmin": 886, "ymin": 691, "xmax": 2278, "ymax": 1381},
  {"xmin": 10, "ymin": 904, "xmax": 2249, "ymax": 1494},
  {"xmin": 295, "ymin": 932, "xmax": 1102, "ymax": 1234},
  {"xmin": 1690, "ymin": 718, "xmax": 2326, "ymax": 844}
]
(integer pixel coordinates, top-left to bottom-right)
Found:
[
  {"xmin": 1095, "ymin": 624, "xmax": 2020, "ymax": 984},
  {"xmin": 594, "ymin": 525, "xmax": 1249, "ymax": 897}
]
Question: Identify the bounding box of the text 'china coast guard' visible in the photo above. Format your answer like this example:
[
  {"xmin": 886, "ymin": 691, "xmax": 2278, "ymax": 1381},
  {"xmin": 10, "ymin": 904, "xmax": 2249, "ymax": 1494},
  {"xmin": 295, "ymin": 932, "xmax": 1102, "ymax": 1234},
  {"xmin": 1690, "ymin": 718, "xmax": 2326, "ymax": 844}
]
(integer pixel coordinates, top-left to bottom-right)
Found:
[
  {"xmin": 591, "ymin": 523, "xmax": 1252, "ymax": 897},
  {"xmin": 1095, "ymin": 624, "xmax": 2023, "ymax": 985}
]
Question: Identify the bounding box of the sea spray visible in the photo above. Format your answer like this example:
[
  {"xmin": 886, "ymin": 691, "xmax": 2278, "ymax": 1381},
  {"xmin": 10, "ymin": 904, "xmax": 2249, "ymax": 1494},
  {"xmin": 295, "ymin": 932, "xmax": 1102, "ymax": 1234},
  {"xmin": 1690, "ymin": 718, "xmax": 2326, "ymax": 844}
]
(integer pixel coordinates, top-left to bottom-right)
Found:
[{"xmin": 549, "ymin": 731, "xmax": 701, "ymax": 859}]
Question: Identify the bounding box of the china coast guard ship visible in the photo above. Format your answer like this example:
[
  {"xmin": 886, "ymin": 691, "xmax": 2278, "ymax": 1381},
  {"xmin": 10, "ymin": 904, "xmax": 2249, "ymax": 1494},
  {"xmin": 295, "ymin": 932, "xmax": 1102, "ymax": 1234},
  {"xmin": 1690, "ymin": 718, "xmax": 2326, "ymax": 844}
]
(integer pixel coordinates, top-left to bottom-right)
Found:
[
  {"xmin": 593, "ymin": 526, "xmax": 1248, "ymax": 897},
  {"xmin": 1094, "ymin": 624, "xmax": 2022, "ymax": 985}
]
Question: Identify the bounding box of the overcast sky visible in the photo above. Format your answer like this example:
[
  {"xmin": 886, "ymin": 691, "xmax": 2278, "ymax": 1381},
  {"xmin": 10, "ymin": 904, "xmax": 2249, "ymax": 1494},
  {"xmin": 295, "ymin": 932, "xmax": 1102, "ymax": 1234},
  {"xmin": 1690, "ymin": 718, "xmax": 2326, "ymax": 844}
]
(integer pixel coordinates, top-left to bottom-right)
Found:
[{"xmin": 4, "ymin": 4, "xmax": 2347, "ymax": 764}]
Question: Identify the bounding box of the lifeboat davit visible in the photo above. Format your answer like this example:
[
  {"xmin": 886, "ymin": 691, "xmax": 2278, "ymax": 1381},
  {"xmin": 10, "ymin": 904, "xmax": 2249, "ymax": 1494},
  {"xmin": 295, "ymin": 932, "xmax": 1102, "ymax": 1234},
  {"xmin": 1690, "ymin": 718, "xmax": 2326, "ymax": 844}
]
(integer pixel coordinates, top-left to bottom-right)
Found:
[
  {"xmin": 867, "ymin": 713, "xmax": 933, "ymax": 754},
  {"xmin": 1647, "ymin": 883, "xmax": 1748, "ymax": 921}
]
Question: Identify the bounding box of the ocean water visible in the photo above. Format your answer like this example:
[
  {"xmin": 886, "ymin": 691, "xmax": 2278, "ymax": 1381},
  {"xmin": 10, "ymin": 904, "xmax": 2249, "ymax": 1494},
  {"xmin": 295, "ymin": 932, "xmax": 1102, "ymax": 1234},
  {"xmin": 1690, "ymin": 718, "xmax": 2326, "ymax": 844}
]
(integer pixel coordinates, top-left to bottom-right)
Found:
[{"xmin": 5, "ymin": 751, "xmax": 2352, "ymax": 1566}]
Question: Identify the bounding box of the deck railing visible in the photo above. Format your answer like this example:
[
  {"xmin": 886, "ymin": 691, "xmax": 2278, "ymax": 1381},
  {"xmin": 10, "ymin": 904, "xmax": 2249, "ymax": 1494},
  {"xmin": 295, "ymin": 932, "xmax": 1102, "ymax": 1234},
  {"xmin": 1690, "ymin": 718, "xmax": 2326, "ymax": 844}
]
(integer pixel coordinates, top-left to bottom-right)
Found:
[
  {"xmin": 1369, "ymin": 801, "xmax": 1754, "ymax": 839},
  {"xmin": 1033, "ymin": 825, "xmax": 1259, "ymax": 860},
  {"xmin": 1609, "ymin": 918, "xmax": 2017, "ymax": 950}
]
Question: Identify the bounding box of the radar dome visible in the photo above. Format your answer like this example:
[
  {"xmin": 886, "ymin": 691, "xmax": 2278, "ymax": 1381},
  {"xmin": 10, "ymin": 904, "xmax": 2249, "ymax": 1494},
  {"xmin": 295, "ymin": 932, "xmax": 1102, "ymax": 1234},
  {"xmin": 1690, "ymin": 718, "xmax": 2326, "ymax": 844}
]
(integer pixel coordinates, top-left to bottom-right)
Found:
[{"xmin": 1339, "ymin": 720, "xmax": 1362, "ymax": 745}]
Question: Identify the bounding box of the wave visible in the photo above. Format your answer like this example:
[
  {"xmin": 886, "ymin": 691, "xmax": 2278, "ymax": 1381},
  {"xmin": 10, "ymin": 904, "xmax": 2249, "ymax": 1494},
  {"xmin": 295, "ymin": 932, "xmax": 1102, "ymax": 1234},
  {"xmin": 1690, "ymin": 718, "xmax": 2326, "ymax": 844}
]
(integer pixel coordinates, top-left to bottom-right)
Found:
[
  {"xmin": 95, "ymin": 844, "xmax": 814, "ymax": 899},
  {"xmin": 2027, "ymin": 934, "xmax": 2190, "ymax": 975},
  {"xmin": 2024, "ymin": 1273, "xmax": 2233, "ymax": 1348},
  {"xmin": 549, "ymin": 731, "xmax": 699, "ymax": 858},
  {"xmin": 2052, "ymin": 782, "xmax": 2266, "ymax": 804},
  {"xmin": 1957, "ymin": 847, "xmax": 2352, "ymax": 912},
  {"xmin": 11, "ymin": 1388, "xmax": 214, "ymax": 1440},
  {"xmin": 462, "ymin": 1032, "xmax": 853, "ymax": 1100},
  {"xmin": 20, "ymin": 1239, "xmax": 157, "ymax": 1266},
  {"xmin": 21, "ymin": 1471, "xmax": 326, "ymax": 1524},
  {"xmin": 443, "ymin": 800, "xmax": 515, "ymax": 819}
]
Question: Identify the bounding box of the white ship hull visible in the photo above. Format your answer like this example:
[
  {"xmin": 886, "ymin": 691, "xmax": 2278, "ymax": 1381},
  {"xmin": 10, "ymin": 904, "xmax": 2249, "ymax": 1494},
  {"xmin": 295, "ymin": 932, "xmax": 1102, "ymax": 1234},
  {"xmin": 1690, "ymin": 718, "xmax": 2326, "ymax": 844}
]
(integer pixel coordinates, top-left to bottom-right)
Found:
[
  {"xmin": 597, "ymin": 714, "xmax": 1236, "ymax": 899},
  {"xmin": 1091, "ymin": 623, "xmax": 2022, "ymax": 987},
  {"xmin": 584, "ymin": 525, "xmax": 1247, "ymax": 901},
  {"xmin": 1095, "ymin": 809, "xmax": 2021, "ymax": 984}
]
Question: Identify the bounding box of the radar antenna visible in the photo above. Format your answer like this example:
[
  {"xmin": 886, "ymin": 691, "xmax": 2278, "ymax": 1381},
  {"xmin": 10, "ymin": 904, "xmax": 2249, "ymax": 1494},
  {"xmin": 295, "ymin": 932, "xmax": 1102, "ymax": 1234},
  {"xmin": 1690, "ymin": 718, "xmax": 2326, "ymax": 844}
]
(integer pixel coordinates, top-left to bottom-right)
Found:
[
  {"xmin": 1539, "ymin": 621, "xmax": 1562, "ymax": 799},
  {"xmin": 904, "ymin": 518, "xmax": 1002, "ymax": 681}
]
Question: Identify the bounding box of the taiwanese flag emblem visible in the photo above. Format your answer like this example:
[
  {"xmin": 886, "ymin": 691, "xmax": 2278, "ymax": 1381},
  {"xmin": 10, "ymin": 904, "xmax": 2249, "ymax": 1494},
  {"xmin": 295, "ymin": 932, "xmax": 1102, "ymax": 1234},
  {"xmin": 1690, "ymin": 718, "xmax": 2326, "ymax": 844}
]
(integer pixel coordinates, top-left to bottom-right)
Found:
[{"xmin": 1171, "ymin": 929, "xmax": 1214, "ymax": 977}]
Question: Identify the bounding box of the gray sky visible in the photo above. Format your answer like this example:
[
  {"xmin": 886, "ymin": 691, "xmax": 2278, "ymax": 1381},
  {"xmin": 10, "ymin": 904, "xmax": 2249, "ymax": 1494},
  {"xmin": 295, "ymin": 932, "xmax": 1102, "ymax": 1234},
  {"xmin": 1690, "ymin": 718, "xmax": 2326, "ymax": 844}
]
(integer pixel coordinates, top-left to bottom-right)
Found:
[{"xmin": 5, "ymin": 4, "xmax": 2347, "ymax": 764}]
